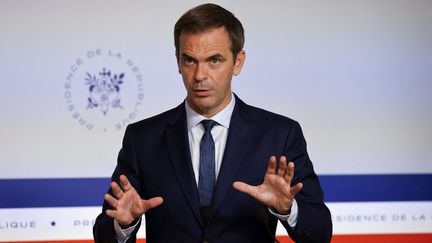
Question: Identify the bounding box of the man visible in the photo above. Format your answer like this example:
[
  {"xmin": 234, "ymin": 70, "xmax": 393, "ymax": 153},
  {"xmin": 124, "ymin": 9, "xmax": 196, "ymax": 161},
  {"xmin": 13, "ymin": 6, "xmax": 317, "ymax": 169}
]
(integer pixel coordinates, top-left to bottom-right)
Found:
[{"xmin": 94, "ymin": 3, "xmax": 332, "ymax": 243}]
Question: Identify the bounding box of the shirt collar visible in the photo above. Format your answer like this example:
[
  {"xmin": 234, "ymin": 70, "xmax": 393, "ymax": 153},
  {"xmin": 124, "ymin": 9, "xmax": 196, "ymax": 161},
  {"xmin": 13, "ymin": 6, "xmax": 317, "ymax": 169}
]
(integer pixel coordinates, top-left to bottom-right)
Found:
[{"xmin": 185, "ymin": 93, "xmax": 236, "ymax": 131}]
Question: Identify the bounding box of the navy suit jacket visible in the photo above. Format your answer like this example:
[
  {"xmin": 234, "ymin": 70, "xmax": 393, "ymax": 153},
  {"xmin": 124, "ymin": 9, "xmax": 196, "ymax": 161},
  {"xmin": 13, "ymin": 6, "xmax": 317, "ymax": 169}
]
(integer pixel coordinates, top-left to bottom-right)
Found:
[{"xmin": 94, "ymin": 95, "xmax": 332, "ymax": 242}]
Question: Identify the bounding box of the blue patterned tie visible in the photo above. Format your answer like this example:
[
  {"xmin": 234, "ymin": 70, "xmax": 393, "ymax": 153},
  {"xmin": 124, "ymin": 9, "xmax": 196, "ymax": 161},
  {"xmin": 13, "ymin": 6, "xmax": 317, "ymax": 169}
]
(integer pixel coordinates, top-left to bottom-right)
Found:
[{"xmin": 199, "ymin": 119, "xmax": 217, "ymax": 206}]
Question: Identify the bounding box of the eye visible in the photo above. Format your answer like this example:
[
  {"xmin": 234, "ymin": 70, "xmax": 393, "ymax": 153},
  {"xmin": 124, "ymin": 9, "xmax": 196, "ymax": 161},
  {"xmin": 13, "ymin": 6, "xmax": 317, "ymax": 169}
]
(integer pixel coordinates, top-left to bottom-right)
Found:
[
  {"xmin": 209, "ymin": 57, "xmax": 222, "ymax": 66},
  {"xmin": 187, "ymin": 58, "xmax": 195, "ymax": 65},
  {"xmin": 210, "ymin": 57, "xmax": 220, "ymax": 65},
  {"xmin": 182, "ymin": 56, "xmax": 196, "ymax": 66}
]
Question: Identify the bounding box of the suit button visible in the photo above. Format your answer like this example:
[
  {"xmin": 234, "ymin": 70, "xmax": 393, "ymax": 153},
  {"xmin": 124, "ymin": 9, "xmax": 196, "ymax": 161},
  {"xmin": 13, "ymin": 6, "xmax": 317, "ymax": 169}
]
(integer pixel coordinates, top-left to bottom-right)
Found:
[{"xmin": 302, "ymin": 229, "xmax": 312, "ymax": 238}]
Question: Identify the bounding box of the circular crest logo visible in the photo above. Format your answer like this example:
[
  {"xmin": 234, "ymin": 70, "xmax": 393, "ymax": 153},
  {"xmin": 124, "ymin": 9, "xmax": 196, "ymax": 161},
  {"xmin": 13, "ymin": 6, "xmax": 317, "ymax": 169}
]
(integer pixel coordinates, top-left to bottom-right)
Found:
[{"xmin": 64, "ymin": 49, "xmax": 144, "ymax": 132}]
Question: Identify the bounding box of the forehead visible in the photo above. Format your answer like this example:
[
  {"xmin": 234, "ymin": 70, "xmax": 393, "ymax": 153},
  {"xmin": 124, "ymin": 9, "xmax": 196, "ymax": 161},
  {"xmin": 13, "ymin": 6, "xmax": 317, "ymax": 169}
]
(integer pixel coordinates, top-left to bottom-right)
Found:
[{"xmin": 178, "ymin": 27, "xmax": 232, "ymax": 56}]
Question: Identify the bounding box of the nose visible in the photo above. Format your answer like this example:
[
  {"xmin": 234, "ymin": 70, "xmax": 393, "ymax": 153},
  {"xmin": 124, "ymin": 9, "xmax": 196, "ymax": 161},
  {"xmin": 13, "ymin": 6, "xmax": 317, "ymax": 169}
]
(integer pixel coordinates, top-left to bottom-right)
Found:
[{"xmin": 194, "ymin": 62, "xmax": 207, "ymax": 82}]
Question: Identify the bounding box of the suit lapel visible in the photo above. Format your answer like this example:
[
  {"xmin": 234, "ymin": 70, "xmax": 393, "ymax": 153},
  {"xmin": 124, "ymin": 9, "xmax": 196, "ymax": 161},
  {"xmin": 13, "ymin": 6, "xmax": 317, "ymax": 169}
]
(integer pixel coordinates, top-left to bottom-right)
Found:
[
  {"xmin": 165, "ymin": 97, "xmax": 254, "ymax": 222},
  {"xmin": 165, "ymin": 104, "xmax": 202, "ymax": 224},
  {"xmin": 212, "ymin": 96, "xmax": 253, "ymax": 212}
]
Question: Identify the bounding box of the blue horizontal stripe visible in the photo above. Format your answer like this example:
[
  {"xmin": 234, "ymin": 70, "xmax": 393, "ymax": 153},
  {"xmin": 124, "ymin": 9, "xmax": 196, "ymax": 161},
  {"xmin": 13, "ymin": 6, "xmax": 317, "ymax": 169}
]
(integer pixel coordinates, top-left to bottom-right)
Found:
[
  {"xmin": 0, "ymin": 174, "xmax": 431, "ymax": 208},
  {"xmin": 0, "ymin": 178, "xmax": 111, "ymax": 208},
  {"xmin": 319, "ymin": 174, "xmax": 432, "ymax": 202}
]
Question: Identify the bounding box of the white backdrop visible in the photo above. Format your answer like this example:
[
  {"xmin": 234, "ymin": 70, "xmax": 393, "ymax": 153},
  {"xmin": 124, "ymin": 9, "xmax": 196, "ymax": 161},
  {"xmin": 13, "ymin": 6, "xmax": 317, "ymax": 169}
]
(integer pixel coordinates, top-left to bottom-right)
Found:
[{"xmin": 1, "ymin": 0, "xmax": 431, "ymax": 241}]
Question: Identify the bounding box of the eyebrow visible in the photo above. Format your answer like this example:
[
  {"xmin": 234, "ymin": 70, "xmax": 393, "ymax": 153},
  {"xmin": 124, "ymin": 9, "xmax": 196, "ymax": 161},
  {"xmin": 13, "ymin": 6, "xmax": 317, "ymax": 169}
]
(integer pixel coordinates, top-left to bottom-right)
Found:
[
  {"xmin": 207, "ymin": 54, "xmax": 226, "ymax": 62},
  {"xmin": 180, "ymin": 53, "xmax": 226, "ymax": 62},
  {"xmin": 180, "ymin": 53, "xmax": 196, "ymax": 62}
]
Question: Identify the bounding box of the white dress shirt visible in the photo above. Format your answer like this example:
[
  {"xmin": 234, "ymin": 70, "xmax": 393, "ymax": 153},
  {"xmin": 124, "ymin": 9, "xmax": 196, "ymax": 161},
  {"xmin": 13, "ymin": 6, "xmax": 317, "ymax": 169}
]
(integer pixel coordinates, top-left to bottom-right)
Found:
[
  {"xmin": 185, "ymin": 95, "xmax": 234, "ymax": 184},
  {"xmin": 114, "ymin": 94, "xmax": 298, "ymax": 242}
]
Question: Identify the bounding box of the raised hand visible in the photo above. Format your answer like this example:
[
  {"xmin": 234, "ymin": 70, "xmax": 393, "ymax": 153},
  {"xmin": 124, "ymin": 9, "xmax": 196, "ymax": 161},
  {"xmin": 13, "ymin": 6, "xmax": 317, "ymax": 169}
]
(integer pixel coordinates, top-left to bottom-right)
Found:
[
  {"xmin": 104, "ymin": 175, "xmax": 163, "ymax": 227},
  {"xmin": 233, "ymin": 156, "xmax": 303, "ymax": 214}
]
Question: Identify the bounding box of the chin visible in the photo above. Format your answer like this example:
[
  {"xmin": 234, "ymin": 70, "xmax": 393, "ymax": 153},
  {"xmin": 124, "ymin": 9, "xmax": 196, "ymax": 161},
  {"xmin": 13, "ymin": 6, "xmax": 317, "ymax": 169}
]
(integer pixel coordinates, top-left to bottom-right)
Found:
[{"xmin": 191, "ymin": 101, "xmax": 215, "ymax": 113}]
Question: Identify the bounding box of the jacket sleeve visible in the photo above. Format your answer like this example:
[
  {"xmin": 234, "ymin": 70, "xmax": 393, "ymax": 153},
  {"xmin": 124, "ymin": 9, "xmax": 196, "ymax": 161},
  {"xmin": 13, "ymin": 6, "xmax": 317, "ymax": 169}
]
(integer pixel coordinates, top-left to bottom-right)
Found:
[
  {"xmin": 282, "ymin": 121, "xmax": 333, "ymax": 243},
  {"xmin": 93, "ymin": 125, "xmax": 143, "ymax": 243}
]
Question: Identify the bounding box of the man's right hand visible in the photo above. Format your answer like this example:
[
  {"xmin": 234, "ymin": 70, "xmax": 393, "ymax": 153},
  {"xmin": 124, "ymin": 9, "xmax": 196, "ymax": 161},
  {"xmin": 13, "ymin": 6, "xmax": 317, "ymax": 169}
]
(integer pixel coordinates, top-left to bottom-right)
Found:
[{"xmin": 104, "ymin": 174, "xmax": 164, "ymax": 227}]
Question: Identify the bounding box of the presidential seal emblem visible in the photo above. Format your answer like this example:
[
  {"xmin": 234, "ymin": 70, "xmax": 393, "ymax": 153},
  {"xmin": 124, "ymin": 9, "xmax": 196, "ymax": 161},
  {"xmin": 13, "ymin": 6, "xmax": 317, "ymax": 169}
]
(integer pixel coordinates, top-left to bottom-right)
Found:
[
  {"xmin": 85, "ymin": 68, "xmax": 124, "ymax": 115},
  {"xmin": 64, "ymin": 49, "xmax": 144, "ymax": 132}
]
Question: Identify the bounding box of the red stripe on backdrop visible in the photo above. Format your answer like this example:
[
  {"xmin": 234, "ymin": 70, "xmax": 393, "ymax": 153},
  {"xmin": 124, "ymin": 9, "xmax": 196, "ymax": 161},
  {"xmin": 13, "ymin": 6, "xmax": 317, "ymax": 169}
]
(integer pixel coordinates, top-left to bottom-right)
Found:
[
  {"xmin": 3, "ymin": 234, "xmax": 432, "ymax": 243},
  {"xmin": 329, "ymin": 234, "xmax": 432, "ymax": 243}
]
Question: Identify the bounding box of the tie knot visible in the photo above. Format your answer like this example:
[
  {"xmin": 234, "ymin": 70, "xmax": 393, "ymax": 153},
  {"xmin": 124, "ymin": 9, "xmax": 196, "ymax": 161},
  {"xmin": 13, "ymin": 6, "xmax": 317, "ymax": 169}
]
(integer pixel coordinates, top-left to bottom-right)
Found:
[{"xmin": 201, "ymin": 119, "xmax": 217, "ymax": 132}]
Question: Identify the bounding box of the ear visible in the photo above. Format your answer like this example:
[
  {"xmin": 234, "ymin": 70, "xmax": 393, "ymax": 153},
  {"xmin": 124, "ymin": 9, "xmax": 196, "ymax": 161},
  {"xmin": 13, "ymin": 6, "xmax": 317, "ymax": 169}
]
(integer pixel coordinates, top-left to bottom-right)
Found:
[
  {"xmin": 233, "ymin": 50, "xmax": 246, "ymax": 76},
  {"xmin": 176, "ymin": 51, "xmax": 182, "ymax": 74}
]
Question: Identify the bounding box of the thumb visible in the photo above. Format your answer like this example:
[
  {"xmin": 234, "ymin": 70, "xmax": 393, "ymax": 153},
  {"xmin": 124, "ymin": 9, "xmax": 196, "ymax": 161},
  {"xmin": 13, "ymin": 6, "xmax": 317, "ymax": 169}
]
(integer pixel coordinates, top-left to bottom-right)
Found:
[
  {"xmin": 290, "ymin": 182, "xmax": 303, "ymax": 195},
  {"xmin": 233, "ymin": 181, "xmax": 255, "ymax": 195},
  {"xmin": 143, "ymin": 196, "xmax": 164, "ymax": 211}
]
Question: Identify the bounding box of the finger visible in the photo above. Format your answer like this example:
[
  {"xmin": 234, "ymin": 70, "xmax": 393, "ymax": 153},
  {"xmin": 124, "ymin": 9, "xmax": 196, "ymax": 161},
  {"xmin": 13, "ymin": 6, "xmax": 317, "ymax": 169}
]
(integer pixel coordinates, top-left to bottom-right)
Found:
[
  {"xmin": 143, "ymin": 197, "xmax": 164, "ymax": 211},
  {"xmin": 284, "ymin": 162, "xmax": 295, "ymax": 181},
  {"xmin": 233, "ymin": 182, "xmax": 269, "ymax": 205},
  {"xmin": 290, "ymin": 182, "xmax": 303, "ymax": 196},
  {"xmin": 104, "ymin": 193, "xmax": 118, "ymax": 208},
  {"xmin": 233, "ymin": 181, "xmax": 258, "ymax": 197},
  {"xmin": 105, "ymin": 209, "xmax": 117, "ymax": 219},
  {"xmin": 111, "ymin": 181, "xmax": 124, "ymax": 199},
  {"xmin": 277, "ymin": 156, "xmax": 287, "ymax": 177},
  {"xmin": 266, "ymin": 156, "xmax": 277, "ymax": 175},
  {"xmin": 119, "ymin": 175, "xmax": 134, "ymax": 192}
]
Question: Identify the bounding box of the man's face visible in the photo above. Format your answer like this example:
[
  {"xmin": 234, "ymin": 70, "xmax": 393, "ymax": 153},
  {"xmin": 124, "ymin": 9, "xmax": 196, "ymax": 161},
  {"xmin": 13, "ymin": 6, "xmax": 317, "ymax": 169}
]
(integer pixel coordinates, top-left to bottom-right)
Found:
[{"xmin": 177, "ymin": 26, "xmax": 245, "ymax": 117}]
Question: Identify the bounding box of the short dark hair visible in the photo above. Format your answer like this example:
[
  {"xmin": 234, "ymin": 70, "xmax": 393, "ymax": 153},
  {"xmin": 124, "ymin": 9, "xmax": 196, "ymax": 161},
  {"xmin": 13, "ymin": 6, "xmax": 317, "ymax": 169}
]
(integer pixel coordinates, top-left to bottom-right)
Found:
[{"xmin": 174, "ymin": 3, "xmax": 245, "ymax": 61}]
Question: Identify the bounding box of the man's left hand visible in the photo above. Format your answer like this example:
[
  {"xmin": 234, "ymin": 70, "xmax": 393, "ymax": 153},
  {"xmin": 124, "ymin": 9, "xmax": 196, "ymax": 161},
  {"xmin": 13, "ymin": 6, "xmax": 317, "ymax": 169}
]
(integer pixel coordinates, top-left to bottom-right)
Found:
[{"xmin": 233, "ymin": 155, "xmax": 303, "ymax": 214}]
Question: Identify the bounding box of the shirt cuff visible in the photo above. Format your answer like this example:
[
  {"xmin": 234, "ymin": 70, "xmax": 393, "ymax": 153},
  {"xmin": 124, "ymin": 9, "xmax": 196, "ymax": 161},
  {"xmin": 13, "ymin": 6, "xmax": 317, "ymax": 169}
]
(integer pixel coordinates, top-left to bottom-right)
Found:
[
  {"xmin": 268, "ymin": 199, "xmax": 298, "ymax": 228},
  {"xmin": 114, "ymin": 218, "xmax": 141, "ymax": 243}
]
